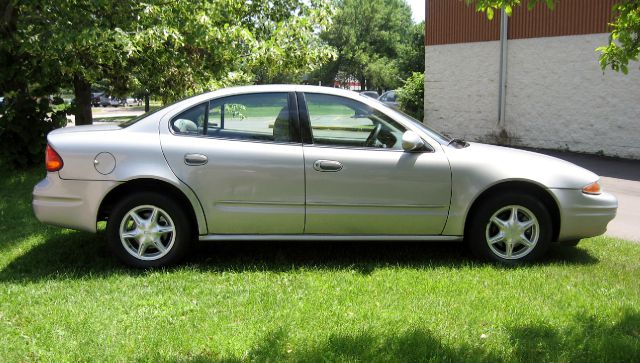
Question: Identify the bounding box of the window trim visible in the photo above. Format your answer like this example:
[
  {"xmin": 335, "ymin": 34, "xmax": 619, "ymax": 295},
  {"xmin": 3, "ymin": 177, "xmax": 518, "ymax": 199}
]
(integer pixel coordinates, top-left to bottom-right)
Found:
[
  {"xmin": 168, "ymin": 92, "xmax": 302, "ymax": 145},
  {"xmin": 297, "ymin": 91, "xmax": 433, "ymax": 153}
]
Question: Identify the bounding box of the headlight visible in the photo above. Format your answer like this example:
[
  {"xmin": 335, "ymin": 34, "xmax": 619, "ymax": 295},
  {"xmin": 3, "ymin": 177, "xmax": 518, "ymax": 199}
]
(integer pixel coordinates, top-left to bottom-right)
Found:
[{"xmin": 582, "ymin": 181, "xmax": 601, "ymax": 195}]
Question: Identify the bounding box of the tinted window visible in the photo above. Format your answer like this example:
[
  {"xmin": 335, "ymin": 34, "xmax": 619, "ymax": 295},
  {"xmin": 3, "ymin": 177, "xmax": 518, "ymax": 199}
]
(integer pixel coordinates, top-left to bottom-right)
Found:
[
  {"xmin": 170, "ymin": 93, "xmax": 296, "ymax": 143},
  {"xmin": 305, "ymin": 93, "xmax": 406, "ymax": 150},
  {"xmin": 171, "ymin": 103, "xmax": 206, "ymax": 135},
  {"xmin": 208, "ymin": 93, "xmax": 295, "ymax": 142}
]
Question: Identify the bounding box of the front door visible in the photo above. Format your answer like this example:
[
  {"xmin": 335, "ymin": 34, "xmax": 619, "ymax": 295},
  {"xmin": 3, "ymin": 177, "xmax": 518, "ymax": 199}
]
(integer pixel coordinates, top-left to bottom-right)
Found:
[
  {"xmin": 300, "ymin": 92, "xmax": 451, "ymax": 235},
  {"xmin": 161, "ymin": 92, "xmax": 305, "ymax": 234}
]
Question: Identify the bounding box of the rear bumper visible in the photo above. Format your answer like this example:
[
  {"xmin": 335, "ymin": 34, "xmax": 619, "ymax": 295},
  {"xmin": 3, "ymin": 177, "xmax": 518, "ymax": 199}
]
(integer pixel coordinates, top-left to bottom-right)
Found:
[
  {"xmin": 549, "ymin": 188, "xmax": 618, "ymax": 242},
  {"xmin": 32, "ymin": 173, "xmax": 119, "ymax": 232}
]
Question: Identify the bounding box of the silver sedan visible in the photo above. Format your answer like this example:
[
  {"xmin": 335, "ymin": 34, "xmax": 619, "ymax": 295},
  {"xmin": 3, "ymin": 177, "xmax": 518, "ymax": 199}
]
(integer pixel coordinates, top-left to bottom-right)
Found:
[{"xmin": 32, "ymin": 85, "xmax": 617, "ymax": 267}]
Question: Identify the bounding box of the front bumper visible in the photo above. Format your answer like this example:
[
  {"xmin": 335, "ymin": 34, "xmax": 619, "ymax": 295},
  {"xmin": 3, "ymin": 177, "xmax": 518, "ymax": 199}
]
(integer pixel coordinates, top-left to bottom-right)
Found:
[
  {"xmin": 32, "ymin": 173, "xmax": 119, "ymax": 232},
  {"xmin": 549, "ymin": 188, "xmax": 618, "ymax": 242}
]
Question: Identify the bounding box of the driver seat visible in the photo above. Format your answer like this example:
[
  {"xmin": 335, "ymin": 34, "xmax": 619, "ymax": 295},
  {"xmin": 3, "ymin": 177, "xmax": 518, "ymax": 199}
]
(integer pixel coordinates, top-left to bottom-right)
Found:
[{"xmin": 273, "ymin": 106, "xmax": 290, "ymax": 142}]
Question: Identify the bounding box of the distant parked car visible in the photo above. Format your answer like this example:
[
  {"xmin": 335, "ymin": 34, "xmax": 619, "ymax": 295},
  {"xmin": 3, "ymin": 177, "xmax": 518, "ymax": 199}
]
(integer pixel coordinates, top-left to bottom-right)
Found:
[
  {"xmin": 378, "ymin": 90, "xmax": 398, "ymax": 109},
  {"xmin": 360, "ymin": 91, "xmax": 379, "ymax": 99},
  {"xmin": 33, "ymin": 85, "xmax": 617, "ymax": 268},
  {"xmin": 100, "ymin": 96, "xmax": 128, "ymax": 107},
  {"xmin": 91, "ymin": 92, "xmax": 105, "ymax": 107}
]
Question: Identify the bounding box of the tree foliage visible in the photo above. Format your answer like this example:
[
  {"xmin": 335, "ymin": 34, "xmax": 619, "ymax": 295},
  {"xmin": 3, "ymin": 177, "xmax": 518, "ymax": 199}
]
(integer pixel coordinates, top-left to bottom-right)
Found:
[
  {"xmin": 127, "ymin": 0, "xmax": 336, "ymax": 103},
  {"xmin": 397, "ymin": 72, "xmax": 425, "ymax": 122},
  {"xmin": 466, "ymin": 0, "xmax": 640, "ymax": 72},
  {"xmin": 596, "ymin": 0, "xmax": 640, "ymax": 73},
  {"xmin": 0, "ymin": 0, "xmax": 336, "ymax": 168},
  {"xmin": 397, "ymin": 22, "xmax": 426, "ymax": 82},
  {"xmin": 0, "ymin": 97, "xmax": 68, "ymax": 168},
  {"xmin": 3, "ymin": 0, "xmax": 335, "ymax": 125},
  {"xmin": 311, "ymin": 0, "xmax": 419, "ymax": 90}
]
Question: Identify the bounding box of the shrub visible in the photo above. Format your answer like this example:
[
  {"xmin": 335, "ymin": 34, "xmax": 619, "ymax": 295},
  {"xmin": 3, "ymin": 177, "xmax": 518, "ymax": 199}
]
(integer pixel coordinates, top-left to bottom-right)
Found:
[
  {"xmin": 397, "ymin": 72, "xmax": 424, "ymax": 122},
  {"xmin": 0, "ymin": 94, "xmax": 69, "ymax": 168}
]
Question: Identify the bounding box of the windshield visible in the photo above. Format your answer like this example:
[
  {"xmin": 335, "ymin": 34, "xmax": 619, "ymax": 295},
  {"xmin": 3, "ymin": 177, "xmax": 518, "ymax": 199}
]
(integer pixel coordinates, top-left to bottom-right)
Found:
[{"xmin": 387, "ymin": 108, "xmax": 452, "ymax": 144}]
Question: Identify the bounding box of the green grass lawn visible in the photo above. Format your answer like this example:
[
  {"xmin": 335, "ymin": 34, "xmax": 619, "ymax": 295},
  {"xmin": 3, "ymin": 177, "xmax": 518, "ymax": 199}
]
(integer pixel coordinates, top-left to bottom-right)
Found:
[{"xmin": 1, "ymin": 167, "xmax": 639, "ymax": 362}]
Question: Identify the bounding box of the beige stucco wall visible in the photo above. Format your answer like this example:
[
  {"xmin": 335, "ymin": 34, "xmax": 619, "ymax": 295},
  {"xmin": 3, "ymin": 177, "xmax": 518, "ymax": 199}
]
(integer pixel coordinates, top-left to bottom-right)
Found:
[{"xmin": 424, "ymin": 33, "xmax": 640, "ymax": 159}]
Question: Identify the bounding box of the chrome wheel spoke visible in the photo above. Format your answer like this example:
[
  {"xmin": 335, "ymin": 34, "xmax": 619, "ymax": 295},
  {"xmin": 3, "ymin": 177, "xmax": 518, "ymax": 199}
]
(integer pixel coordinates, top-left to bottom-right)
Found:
[
  {"xmin": 148, "ymin": 207, "xmax": 159, "ymax": 224},
  {"xmin": 510, "ymin": 207, "xmax": 519, "ymax": 224},
  {"xmin": 121, "ymin": 230, "xmax": 139, "ymax": 239},
  {"xmin": 129, "ymin": 211, "xmax": 145, "ymax": 228},
  {"xmin": 519, "ymin": 235, "xmax": 534, "ymax": 247},
  {"xmin": 491, "ymin": 216, "xmax": 508, "ymax": 230},
  {"xmin": 152, "ymin": 239, "xmax": 167, "ymax": 253},
  {"xmin": 137, "ymin": 242, "xmax": 148, "ymax": 256},
  {"xmin": 519, "ymin": 219, "xmax": 535, "ymax": 230},
  {"xmin": 505, "ymin": 242, "xmax": 514, "ymax": 257},
  {"xmin": 488, "ymin": 232, "xmax": 505, "ymax": 245},
  {"xmin": 157, "ymin": 225, "xmax": 174, "ymax": 235}
]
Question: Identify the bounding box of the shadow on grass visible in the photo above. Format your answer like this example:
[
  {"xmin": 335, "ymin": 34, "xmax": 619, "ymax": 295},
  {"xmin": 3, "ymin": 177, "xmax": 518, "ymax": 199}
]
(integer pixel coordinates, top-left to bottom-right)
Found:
[
  {"xmin": 215, "ymin": 327, "xmax": 500, "ymax": 363},
  {"xmin": 506, "ymin": 309, "xmax": 640, "ymax": 362},
  {"xmin": 0, "ymin": 230, "xmax": 130, "ymax": 282},
  {"xmin": 161, "ymin": 310, "xmax": 640, "ymax": 362},
  {"xmin": 0, "ymin": 230, "xmax": 599, "ymax": 282}
]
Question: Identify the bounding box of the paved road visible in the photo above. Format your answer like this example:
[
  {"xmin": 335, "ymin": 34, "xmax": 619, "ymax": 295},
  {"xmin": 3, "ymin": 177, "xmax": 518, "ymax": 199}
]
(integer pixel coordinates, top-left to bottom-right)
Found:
[{"xmin": 524, "ymin": 148, "xmax": 640, "ymax": 242}]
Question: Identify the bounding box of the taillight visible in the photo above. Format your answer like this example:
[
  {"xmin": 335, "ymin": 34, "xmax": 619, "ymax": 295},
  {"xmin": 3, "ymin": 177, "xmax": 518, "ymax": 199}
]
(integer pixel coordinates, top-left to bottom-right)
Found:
[
  {"xmin": 45, "ymin": 144, "xmax": 63, "ymax": 172},
  {"xmin": 582, "ymin": 181, "xmax": 601, "ymax": 195}
]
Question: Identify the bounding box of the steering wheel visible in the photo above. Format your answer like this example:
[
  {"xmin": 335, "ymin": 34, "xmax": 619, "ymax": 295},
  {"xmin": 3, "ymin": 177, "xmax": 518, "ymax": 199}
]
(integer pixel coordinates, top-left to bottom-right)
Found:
[{"xmin": 365, "ymin": 123, "xmax": 383, "ymax": 147}]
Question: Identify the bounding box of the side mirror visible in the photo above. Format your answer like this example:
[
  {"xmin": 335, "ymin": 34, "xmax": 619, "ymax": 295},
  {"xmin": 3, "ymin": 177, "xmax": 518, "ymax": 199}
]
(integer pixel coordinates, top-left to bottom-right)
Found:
[{"xmin": 402, "ymin": 131, "xmax": 426, "ymax": 152}]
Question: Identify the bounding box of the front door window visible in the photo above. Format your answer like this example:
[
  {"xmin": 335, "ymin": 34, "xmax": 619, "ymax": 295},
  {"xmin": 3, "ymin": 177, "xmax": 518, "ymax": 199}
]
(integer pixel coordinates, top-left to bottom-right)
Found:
[{"xmin": 305, "ymin": 93, "xmax": 406, "ymax": 150}]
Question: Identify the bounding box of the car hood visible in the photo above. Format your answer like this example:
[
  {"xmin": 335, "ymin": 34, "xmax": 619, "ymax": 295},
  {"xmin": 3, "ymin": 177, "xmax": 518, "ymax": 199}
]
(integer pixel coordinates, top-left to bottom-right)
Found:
[
  {"xmin": 444, "ymin": 142, "xmax": 599, "ymax": 189},
  {"xmin": 49, "ymin": 124, "xmax": 121, "ymax": 135}
]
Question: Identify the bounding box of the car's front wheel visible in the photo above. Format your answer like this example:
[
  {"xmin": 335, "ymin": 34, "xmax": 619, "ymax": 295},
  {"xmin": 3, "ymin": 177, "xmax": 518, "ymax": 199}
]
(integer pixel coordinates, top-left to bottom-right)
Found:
[
  {"xmin": 107, "ymin": 192, "xmax": 192, "ymax": 268},
  {"xmin": 467, "ymin": 193, "xmax": 552, "ymax": 264}
]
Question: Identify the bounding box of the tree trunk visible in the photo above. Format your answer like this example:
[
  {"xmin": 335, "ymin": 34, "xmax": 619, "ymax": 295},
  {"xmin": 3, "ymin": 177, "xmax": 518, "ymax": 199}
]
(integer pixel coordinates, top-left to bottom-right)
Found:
[
  {"xmin": 144, "ymin": 93, "xmax": 150, "ymax": 112},
  {"xmin": 73, "ymin": 75, "xmax": 92, "ymax": 125}
]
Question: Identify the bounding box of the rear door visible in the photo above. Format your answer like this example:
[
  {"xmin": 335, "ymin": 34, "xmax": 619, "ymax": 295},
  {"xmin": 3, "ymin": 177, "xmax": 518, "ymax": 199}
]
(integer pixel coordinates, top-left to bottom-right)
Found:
[
  {"xmin": 161, "ymin": 92, "xmax": 305, "ymax": 234},
  {"xmin": 299, "ymin": 92, "xmax": 451, "ymax": 235}
]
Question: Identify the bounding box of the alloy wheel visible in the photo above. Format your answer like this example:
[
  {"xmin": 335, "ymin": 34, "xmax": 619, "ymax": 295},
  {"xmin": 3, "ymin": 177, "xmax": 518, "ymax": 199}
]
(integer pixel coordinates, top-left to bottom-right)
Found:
[
  {"xmin": 485, "ymin": 205, "xmax": 540, "ymax": 260},
  {"xmin": 119, "ymin": 205, "xmax": 176, "ymax": 261}
]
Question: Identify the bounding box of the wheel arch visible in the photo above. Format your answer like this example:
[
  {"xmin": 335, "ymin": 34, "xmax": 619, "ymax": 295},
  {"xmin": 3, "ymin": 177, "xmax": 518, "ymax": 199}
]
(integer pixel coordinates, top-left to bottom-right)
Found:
[
  {"xmin": 463, "ymin": 180, "xmax": 561, "ymax": 242},
  {"xmin": 98, "ymin": 178, "xmax": 206, "ymax": 235}
]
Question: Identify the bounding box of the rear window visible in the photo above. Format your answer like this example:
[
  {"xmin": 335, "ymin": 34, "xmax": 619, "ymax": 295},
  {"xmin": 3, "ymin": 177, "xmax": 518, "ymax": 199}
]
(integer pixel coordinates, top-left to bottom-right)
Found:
[{"xmin": 119, "ymin": 105, "xmax": 168, "ymax": 128}]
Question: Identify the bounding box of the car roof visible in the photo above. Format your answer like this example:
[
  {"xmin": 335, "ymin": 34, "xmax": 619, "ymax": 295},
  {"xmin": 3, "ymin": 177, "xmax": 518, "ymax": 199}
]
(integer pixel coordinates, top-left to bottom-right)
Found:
[
  {"xmin": 159, "ymin": 85, "xmax": 376, "ymax": 117},
  {"xmin": 206, "ymin": 84, "xmax": 363, "ymax": 99}
]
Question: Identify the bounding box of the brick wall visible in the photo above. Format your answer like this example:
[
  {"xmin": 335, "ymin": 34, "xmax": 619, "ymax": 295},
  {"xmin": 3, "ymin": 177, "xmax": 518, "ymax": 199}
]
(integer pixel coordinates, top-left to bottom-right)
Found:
[{"xmin": 424, "ymin": 33, "xmax": 640, "ymax": 159}]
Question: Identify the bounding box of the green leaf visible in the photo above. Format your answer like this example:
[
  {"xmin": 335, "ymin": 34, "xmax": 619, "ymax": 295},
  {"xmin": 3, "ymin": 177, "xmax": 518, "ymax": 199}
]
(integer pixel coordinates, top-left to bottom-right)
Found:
[
  {"xmin": 505, "ymin": 5, "xmax": 512, "ymax": 16},
  {"xmin": 487, "ymin": 7, "xmax": 494, "ymax": 20},
  {"xmin": 545, "ymin": 0, "xmax": 556, "ymax": 10}
]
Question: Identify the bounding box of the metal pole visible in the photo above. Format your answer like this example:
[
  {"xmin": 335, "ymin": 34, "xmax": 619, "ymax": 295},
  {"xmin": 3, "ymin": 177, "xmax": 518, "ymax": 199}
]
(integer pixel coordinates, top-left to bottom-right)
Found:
[{"xmin": 498, "ymin": 9, "xmax": 508, "ymax": 126}]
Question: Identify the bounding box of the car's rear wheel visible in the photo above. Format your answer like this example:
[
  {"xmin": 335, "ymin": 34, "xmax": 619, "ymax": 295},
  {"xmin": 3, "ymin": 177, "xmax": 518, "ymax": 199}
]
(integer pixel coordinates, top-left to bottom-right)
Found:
[
  {"xmin": 107, "ymin": 192, "xmax": 191, "ymax": 268},
  {"xmin": 468, "ymin": 193, "xmax": 552, "ymax": 264}
]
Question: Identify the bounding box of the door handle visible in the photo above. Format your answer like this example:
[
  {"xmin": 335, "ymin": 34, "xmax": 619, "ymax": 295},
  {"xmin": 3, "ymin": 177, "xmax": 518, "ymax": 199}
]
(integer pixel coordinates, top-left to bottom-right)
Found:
[
  {"xmin": 313, "ymin": 160, "xmax": 343, "ymax": 172},
  {"xmin": 184, "ymin": 153, "xmax": 208, "ymax": 166}
]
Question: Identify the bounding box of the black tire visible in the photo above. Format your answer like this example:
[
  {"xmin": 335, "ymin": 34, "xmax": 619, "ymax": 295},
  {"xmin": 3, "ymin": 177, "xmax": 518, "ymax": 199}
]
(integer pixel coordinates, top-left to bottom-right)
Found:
[
  {"xmin": 107, "ymin": 192, "xmax": 192, "ymax": 268},
  {"xmin": 467, "ymin": 193, "xmax": 552, "ymax": 265},
  {"xmin": 559, "ymin": 239, "xmax": 581, "ymax": 247}
]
